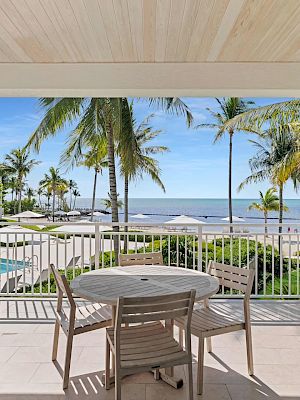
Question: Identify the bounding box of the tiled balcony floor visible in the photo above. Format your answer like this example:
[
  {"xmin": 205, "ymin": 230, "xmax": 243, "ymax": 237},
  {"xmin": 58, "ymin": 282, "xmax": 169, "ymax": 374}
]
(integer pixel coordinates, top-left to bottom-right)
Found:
[{"xmin": 0, "ymin": 299, "xmax": 299, "ymax": 400}]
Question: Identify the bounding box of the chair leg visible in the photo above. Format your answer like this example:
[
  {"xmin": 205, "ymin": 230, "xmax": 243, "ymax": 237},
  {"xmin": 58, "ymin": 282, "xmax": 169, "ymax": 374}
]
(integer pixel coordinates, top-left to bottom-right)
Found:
[
  {"xmin": 52, "ymin": 320, "xmax": 60, "ymax": 361},
  {"xmin": 186, "ymin": 361, "xmax": 194, "ymax": 400},
  {"xmin": 63, "ymin": 332, "xmax": 74, "ymax": 389},
  {"xmin": 197, "ymin": 337, "xmax": 204, "ymax": 395},
  {"xmin": 206, "ymin": 337, "xmax": 212, "ymax": 353},
  {"xmin": 179, "ymin": 327, "xmax": 184, "ymax": 348},
  {"xmin": 115, "ymin": 369, "xmax": 121, "ymax": 400},
  {"xmin": 105, "ymin": 337, "xmax": 111, "ymax": 390},
  {"xmin": 245, "ymin": 325, "xmax": 254, "ymax": 375}
]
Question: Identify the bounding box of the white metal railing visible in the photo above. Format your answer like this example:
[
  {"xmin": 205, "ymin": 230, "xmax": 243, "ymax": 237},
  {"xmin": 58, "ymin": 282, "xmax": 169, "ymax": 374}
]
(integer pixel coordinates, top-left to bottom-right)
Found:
[{"xmin": 0, "ymin": 221, "xmax": 299, "ymax": 298}]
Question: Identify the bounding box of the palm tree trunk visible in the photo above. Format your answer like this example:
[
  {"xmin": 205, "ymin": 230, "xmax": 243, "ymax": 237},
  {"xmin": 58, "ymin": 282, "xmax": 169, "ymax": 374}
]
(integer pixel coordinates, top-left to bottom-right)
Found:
[
  {"xmin": 124, "ymin": 173, "xmax": 129, "ymax": 253},
  {"xmin": 90, "ymin": 169, "xmax": 98, "ymax": 222},
  {"xmin": 279, "ymin": 184, "xmax": 283, "ymax": 233},
  {"xmin": 73, "ymin": 196, "xmax": 77, "ymax": 210},
  {"xmin": 107, "ymin": 121, "xmax": 119, "ymax": 264},
  {"xmin": 228, "ymin": 131, "xmax": 233, "ymax": 232},
  {"xmin": 52, "ymin": 191, "xmax": 55, "ymax": 222},
  {"xmin": 264, "ymin": 211, "xmax": 268, "ymax": 234},
  {"xmin": 18, "ymin": 185, "xmax": 22, "ymax": 213},
  {"xmin": 69, "ymin": 189, "xmax": 72, "ymax": 210}
]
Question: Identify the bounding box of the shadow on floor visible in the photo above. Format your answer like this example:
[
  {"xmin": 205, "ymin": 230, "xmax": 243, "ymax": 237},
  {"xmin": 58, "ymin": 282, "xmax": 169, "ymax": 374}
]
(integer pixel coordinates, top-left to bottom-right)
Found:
[{"xmin": 0, "ymin": 358, "xmax": 298, "ymax": 400}]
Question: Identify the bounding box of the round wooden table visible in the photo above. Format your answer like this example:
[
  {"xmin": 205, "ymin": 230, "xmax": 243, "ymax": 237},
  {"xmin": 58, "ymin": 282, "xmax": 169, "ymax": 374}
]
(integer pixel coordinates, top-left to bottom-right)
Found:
[
  {"xmin": 71, "ymin": 264, "xmax": 219, "ymax": 304},
  {"xmin": 71, "ymin": 265, "xmax": 219, "ymax": 388}
]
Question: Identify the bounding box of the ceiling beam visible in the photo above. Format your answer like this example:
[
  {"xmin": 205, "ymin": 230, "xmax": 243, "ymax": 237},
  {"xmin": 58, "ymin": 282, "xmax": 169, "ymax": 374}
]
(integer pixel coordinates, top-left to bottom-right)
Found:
[{"xmin": 0, "ymin": 62, "xmax": 299, "ymax": 97}]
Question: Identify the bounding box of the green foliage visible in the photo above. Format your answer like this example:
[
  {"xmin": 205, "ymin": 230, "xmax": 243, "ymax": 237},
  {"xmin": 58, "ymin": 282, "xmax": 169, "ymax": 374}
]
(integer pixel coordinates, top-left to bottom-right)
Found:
[
  {"xmin": 266, "ymin": 270, "xmax": 300, "ymax": 296},
  {"xmin": 3, "ymin": 198, "xmax": 36, "ymax": 214},
  {"xmin": 145, "ymin": 236, "xmax": 290, "ymax": 294},
  {"xmin": 21, "ymin": 267, "xmax": 92, "ymax": 294}
]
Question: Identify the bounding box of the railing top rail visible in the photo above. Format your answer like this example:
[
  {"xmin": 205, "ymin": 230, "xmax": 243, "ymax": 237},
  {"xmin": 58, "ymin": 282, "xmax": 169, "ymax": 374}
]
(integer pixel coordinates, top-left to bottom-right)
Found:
[{"xmin": 1, "ymin": 221, "xmax": 300, "ymax": 227}]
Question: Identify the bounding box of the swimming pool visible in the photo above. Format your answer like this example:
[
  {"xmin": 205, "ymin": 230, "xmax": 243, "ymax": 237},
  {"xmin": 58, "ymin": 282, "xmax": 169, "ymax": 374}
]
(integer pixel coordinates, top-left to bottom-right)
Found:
[{"xmin": 0, "ymin": 258, "xmax": 28, "ymax": 275}]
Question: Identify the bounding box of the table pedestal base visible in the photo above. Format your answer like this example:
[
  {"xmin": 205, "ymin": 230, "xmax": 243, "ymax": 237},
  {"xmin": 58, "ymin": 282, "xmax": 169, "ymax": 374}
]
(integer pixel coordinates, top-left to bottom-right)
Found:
[{"xmin": 101, "ymin": 370, "xmax": 183, "ymax": 389}]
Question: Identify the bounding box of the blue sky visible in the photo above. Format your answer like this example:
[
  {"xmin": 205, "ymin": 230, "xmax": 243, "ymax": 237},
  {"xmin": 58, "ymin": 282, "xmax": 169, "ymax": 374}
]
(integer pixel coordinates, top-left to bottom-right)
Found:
[{"xmin": 0, "ymin": 97, "xmax": 298, "ymax": 199}]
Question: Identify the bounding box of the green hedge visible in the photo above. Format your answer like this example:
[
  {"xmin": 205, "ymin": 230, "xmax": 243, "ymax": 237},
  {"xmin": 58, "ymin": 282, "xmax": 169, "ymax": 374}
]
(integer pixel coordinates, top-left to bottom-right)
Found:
[{"xmin": 22, "ymin": 235, "xmax": 299, "ymax": 296}]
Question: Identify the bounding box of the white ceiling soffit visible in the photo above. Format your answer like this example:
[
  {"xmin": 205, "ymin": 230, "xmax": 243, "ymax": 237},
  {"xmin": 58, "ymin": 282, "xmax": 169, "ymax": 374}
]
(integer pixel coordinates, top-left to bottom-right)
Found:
[{"xmin": 0, "ymin": 0, "xmax": 299, "ymax": 96}]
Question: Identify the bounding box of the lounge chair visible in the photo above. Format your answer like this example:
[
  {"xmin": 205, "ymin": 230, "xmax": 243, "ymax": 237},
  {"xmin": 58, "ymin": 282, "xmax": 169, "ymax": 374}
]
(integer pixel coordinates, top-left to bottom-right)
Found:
[{"xmin": 1, "ymin": 274, "xmax": 22, "ymax": 293}]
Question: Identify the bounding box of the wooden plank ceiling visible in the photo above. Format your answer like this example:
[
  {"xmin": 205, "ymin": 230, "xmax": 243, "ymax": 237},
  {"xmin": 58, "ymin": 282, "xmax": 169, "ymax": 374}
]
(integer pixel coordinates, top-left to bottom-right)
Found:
[{"xmin": 0, "ymin": 0, "xmax": 299, "ymax": 63}]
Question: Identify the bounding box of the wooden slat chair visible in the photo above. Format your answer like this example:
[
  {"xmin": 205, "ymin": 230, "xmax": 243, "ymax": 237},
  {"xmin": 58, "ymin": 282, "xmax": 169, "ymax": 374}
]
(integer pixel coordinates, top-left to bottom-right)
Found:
[
  {"xmin": 50, "ymin": 264, "xmax": 112, "ymax": 389},
  {"xmin": 175, "ymin": 260, "xmax": 255, "ymax": 395},
  {"xmin": 105, "ymin": 290, "xmax": 196, "ymax": 400},
  {"xmin": 119, "ymin": 251, "xmax": 163, "ymax": 266}
]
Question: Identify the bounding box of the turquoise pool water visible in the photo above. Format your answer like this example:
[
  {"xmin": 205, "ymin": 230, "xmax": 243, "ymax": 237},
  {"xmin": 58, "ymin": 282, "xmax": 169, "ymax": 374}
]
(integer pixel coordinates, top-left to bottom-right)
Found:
[{"xmin": 0, "ymin": 258, "xmax": 27, "ymax": 275}]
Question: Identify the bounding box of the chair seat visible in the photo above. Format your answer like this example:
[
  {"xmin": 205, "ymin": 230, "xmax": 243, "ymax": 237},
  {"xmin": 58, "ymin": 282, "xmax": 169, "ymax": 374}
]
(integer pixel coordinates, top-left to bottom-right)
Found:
[
  {"xmin": 106, "ymin": 321, "xmax": 190, "ymax": 370},
  {"xmin": 58, "ymin": 303, "xmax": 112, "ymax": 334},
  {"xmin": 176, "ymin": 307, "xmax": 244, "ymax": 337}
]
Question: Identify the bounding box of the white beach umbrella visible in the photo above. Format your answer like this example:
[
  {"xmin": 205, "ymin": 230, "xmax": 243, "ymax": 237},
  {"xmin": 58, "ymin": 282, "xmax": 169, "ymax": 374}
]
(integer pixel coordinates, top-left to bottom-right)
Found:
[
  {"xmin": 88, "ymin": 211, "xmax": 105, "ymax": 217},
  {"xmin": 165, "ymin": 215, "xmax": 206, "ymax": 225},
  {"xmin": 67, "ymin": 210, "xmax": 81, "ymax": 216},
  {"xmin": 54, "ymin": 210, "xmax": 67, "ymax": 216},
  {"xmin": 12, "ymin": 211, "xmax": 45, "ymax": 219},
  {"xmin": 221, "ymin": 216, "xmax": 245, "ymax": 222},
  {"xmin": 0, "ymin": 225, "xmax": 46, "ymax": 244},
  {"xmin": 52, "ymin": 224, "xmax": 112, "ymax": 234},
  {"xmin": 131, "ymin": 214, "xmax": 150, "ymax": 219}
]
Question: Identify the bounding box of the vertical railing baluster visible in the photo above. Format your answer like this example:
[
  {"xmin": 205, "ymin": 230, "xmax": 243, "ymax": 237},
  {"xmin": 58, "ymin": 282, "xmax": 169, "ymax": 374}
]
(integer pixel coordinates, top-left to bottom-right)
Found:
[
  {"xmin": 183, "ymin": 235, "xmax": 186, "ymax": 268},
  {"xmin": 280, "ymin": 232, "xmax": 283, "ymax": 297},
  {"xmin": 288, "ymin": 233, "xmax": 292, "ymax": 296},
  {"xmin": 272, "ymin": 234, "xmax": 275, "ymax": 296},
  {"xmin": 197, "ymin": 225, "xmax": 203, "ymax": 272},
  {"xmin": 255, "ymin": 234, "xmax": 258, "ymax": 296},
  {"xmin": 176, "ymin": 234, "xmax": 179, "ymax": 267},
  {"xmin": 297, "ymin": 234, "xmax": 300, "ymax": 296},
  {"xmin": 193, "ymin": 234, "xmax": 195, "ymax": 269},
  {"xmin": 168, "ymin": 234, "xmax": 171, "ymax": 266},
  {"xmin": 94, "ymin": 223, "xmax": 100, "ymax": 269},
  {"xmin": 263, "ymin": 233, "xmax": 266, "ymax": 296}
]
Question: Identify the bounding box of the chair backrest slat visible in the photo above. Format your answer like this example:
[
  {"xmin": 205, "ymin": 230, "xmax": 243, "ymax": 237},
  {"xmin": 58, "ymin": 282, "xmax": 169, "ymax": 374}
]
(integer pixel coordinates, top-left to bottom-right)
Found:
[
  {"xmin": 123, "ymin": 298, "xmax": 190, "ymax": 314},
  {"xmin": 119, "ymin": 251, "xmax": 163, "ymax": 266},
  {"xmin": 208, "ymin": 260, "xmax": 255, "ymax": 294},
  {"xmin": 115, "ymin": 290, "xmax": 195, "ymax": 326}
]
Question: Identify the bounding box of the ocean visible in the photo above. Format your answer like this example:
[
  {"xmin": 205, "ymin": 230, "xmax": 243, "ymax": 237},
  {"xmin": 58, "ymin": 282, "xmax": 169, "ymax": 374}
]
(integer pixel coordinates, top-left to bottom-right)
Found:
[{"xmin": 74, "ymin": 198, "xmax": 300, "ymax": 224}]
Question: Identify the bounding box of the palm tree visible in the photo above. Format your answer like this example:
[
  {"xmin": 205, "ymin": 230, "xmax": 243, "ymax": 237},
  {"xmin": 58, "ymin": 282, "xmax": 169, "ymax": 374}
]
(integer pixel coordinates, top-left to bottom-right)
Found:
[
  {"xmin": 5, "ymin": 148, "xmax": 40, "ymax": 213},
  {"xmin": 37, "ymin": 187, "xmax": 44, "ymax": 208},
  {"xmin": 60, "ymin": 133, "xmax": 108, "ymax": 221},
  {"xmin": 224, "ymin": 99, "xmax": 300, "ymax": 133},
  {"xmin": 102, "ymin": 195, "xmax": 124, "ymax": 211},
  {"xmin": 68, "ymin": 180, "xmax": 77, "ymax": 210},
  {"xmin": 119, "ymin": 110, "xmax": 168, "ymax": 252},
  {"xmin": 25, "ymin": 186, "xmax": 35, "ymax": 202},
  {"xmin": 195, "ymin": 98, "xmax": 254, "ymax": 226},
  {"xmin": 239, "ymin": 126, "xmax": 299, "ymax": 233},
  {"xmin": 72, "ymin": 189, "xmax": 80, "ymax": 209},
  {"xmin": 39, "ymin": 167, "xmax": 67, "ymax": 221},
  {"xmin": 248, "ymin": 188, "xmax": 285, "ymax": 233},
  {"xmin": 27, "ymin": 97, "xmax": 192, "ymax": 264}
]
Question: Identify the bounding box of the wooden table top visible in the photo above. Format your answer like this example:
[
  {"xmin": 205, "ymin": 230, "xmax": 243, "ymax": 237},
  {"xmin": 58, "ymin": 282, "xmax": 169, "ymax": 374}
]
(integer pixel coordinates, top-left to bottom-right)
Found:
[{"xmin": 71, "ymin": 265, "xmax": 219, "ymax": 305}]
